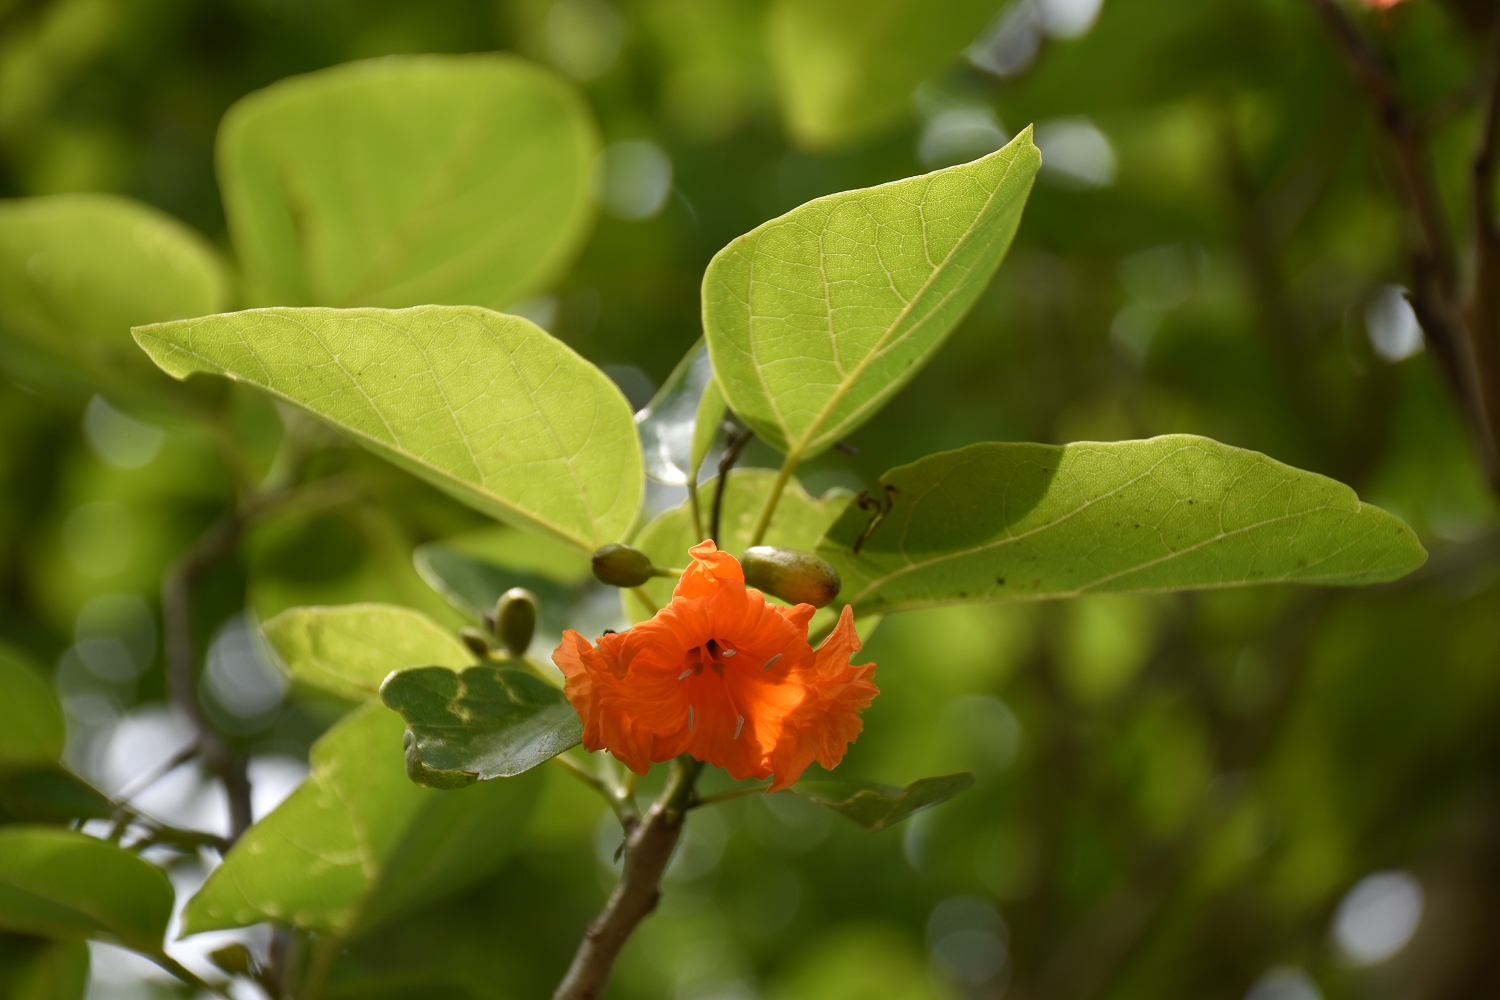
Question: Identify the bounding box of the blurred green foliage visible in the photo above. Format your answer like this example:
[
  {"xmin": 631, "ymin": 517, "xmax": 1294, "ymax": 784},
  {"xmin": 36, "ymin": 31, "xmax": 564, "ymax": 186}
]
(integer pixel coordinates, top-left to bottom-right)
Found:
[{"xmin": 0, "ymin": 0, "xmax": 1496, "ymax": 999}]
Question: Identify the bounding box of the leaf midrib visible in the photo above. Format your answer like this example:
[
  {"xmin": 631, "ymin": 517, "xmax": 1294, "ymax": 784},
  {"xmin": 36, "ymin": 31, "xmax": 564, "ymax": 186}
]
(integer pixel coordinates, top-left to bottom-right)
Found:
[
  {"xmin": 768, "ymin": 145, "xmax": 1025, "ymax": 459},
  {"xmin": 844, "ymin": 449, "xmax": 1391, "ymax": 608},
  {"xmin": 137, "ymin": 316, "xmax": 600, "ymax": 550}
]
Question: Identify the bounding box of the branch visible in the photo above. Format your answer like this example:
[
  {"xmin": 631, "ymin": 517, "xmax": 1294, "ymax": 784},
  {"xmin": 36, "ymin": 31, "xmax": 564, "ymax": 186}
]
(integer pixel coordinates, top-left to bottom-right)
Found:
[
  {"xmin": 1308, "ymin": 0, "xmax": 1500, "ymax": 489},
  {"xmin": 162, "ymin": 507, "xmax": 256, "ymax": 840},
  {"xmin": 553, "ymin": 756, "xmax": 704, "ymax": 1000},
  {"xmin": 1466, "ymin": 24, "xmax": 1500, "ymax": 455},
  {"xmin": 709, "ymin": 424, "xmax": 754, "ymax": 545}
]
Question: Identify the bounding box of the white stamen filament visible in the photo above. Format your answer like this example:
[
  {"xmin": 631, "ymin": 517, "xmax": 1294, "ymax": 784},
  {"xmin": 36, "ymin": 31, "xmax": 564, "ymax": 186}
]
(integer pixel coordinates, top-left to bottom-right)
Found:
[
  {"xmin": 688, "ymin": 705, "xmax": 695, "ymax": 731},
  {"xmin": 734, "ymin": 715, "xmax": 745, "ymax": 740},
  {"xmin": 679, "ymin": 669, "xmax": 693, "ymax": 680},
  {"xmin": 764, "ymin": 653, "xmax": 782, "ymax": 672},
  {"xmin": 722, "ymin": 648, "xmax": 736, "ymax": 656}
]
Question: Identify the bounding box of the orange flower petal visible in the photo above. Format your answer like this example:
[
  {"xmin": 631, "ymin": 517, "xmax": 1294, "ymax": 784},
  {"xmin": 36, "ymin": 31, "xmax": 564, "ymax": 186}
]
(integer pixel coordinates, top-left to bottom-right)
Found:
[{"xmin": 553, "ymin": 547, "xmax": 878, "ymax": 789}]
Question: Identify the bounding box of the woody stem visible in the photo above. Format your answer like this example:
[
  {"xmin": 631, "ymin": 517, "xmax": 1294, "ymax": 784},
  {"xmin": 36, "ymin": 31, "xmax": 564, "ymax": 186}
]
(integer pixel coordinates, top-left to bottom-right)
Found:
[{"xmin": 552, "ymin": 755, "xmax": 705, "ymax": 1000}]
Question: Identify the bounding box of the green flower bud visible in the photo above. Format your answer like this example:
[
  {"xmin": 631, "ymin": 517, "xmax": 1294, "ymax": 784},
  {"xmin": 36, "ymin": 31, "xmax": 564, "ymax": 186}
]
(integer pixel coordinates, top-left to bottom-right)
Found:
[
  {"xmin": 458, "ymin": 627, "xmax": 491, "ymax": 660},
  {"xmin": 741, "ymin": 546, "xmax": 842, "ymax": 608},
  {"xmin": 591, "ymin": 543, "xmax": 654, "ymax": 587},
  {"xmin": 494, "ymin": 587, "xmax": 538, "ymax": 658}
]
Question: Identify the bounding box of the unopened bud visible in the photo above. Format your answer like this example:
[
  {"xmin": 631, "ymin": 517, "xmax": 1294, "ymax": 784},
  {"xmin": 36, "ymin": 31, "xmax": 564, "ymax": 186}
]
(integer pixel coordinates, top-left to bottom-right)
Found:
[
  {"xmin": 458, "ymin": 627, "xmax": 491, "ymax": 660},
  {"xmin": 494, "ymin": 587, "xmax": 538, "ymax": 658},
  {"xmin": 741, "ymin": 546, "xmax": 841, "ymax": 608},
  {"xmin": 591, "ymin": 543, "xmax": 654, "ymax": 587}
]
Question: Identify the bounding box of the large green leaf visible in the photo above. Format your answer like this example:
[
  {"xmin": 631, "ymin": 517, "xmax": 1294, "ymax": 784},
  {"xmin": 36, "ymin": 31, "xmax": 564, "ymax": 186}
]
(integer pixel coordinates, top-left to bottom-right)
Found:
[
  {"xmin": 219, "ymin": 54, "xmax": 598, "ymax": 310},
  {"xmin": 0, "ymin": 935, "xmax": 89, "ymax": 1000},
  {"xmin": 767, "ymin": 0, "xmax": 1003, "ymax": 148},
  {"xmin": 0, "ymin": 647, "xmax": 65, "ymax": 766},
  {"xmin": 0, "ymin": 194, "xmax": 229, "ymax": 397},
  {"xmin": 181, "ymin": 704, "xmax": 541, "ymax": 938},
  {"xmin": 703, "ymin": 133, "xmax": 1039, "ymax": 460},
  {"xmin": 380, "ymin": 664, "xmax": 582, "ymax": 788},
  {"xmin": 0, "ymin": 828, "xmax": 173, "ymax": 953},
  {"xmin": 262, "ymin": 604, "xmax": 472, "ymax": 702},
  {"xmin": 819, "ymin": 436, "xmax": 1429, "ymax": 616},
  {"xmin": 626, "ymin": 468, "xmax": 854, "ymax": 622},
  {"xmin": 133, "ymin": 306, "xmax": 643, "ymax": 549},
  {"xmin": 789, "ymin": 772, "xmax": 975, "ymax": 832}
]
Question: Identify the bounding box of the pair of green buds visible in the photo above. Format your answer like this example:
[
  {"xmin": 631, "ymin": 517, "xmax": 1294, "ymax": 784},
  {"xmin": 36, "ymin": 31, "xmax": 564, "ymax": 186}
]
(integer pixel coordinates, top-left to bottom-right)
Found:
[
  {"xmin": 461, "ymin": 588, "xmax": 539, "ymax": 661},
  {"xmin": 590, "ymin": 543, "xmax": 842, "ymax": 609}
]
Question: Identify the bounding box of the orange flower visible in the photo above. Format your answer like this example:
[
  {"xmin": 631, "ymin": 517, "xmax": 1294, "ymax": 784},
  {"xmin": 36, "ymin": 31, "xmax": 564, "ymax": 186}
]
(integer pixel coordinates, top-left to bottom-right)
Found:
[{"xmin": 553, "ymin": 541, "xmax": 878, "ymax": 791}]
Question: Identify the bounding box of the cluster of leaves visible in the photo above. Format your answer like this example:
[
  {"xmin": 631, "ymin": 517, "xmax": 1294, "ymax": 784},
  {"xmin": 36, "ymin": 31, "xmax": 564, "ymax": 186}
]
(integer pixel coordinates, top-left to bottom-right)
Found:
[{"xmin": 0, "ymin": 0, "xmax": 1488, "ymax": 998}]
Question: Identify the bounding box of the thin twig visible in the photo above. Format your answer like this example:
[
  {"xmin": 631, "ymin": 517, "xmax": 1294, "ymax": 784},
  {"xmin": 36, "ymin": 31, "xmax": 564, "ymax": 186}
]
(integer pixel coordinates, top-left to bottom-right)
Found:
[
  {"xmin": 1307, "ymin": 0, "xmax": 1500, "ymax": 488},
  {"xmin": 552, "ymin": 753, "xmax": 641, "ymax": 827},
  {"xmin": 692, "ymin": 782, "xmax": 771, "ymax": 808},
  {"xmin": 709, "ymin": 424, "xmax": 754, "ymax": 545},
  {"xmin": 630, "ymin": 586, "xmax": 660, "ymax": 616},
  {"xmin": 115, "ymin": 742, "xmax": 198, "ymax": 802},
  {"xmin": 553, "ymin": 755, "xmax": 704, "ymax": 1000},
  {"xmin": 149, "ymin": 953, "xmax": 233, "ymax": 1000}
]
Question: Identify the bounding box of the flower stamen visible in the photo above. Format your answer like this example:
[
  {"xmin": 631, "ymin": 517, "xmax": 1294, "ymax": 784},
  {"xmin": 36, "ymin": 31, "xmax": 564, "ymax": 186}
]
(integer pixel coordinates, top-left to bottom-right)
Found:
[
  {"xmin": 734, "ymin": 715, "xmax": 745, "ymax": 740},
  {"xmin": 764, "ymin": 653, "xmax": 781, "ymax": 672},
  {"xmin": 688, "ymin": 705, "xmax": 695, "ymax": 731},
  {"xmin": 678, "ymin": 669, "xmax": 693, "ymax": 680}
]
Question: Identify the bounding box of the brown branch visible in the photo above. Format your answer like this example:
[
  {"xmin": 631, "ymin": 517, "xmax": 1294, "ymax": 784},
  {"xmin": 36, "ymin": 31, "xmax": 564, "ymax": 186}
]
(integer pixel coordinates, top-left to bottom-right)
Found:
[
  {"xmin": 1308, "ymin": 0, "xmax": 1500, "ymax": 490},
  {"xmin": 709, "ymin": 424, "xmax": 754, "ymax": 545},
  {"xmin": 163, "ymin": 509, "xmax": 255, "ymax": 840},
  {"xmin": 553, "ymin": 756, "xmax": 704, "ymax": 1000},
  {"xmin": 1465, "ymin": 24, "xmax": 1500, "ymax": 462}
]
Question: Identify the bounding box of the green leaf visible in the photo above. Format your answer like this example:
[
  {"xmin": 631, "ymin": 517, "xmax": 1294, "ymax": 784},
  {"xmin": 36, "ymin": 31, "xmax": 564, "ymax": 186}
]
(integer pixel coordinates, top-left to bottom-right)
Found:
[
  {"xmin": 414, "ymin": 526, "xmax": 593, "ymax": 635},
  {"xmin": 181, "ymin": 704, "xmax": 541, "ymax": 938},
  {"xmin": 0, "ymin": 194, "xmax": 230, "ymax": 398},
  {"xmin": 0, "ymin": 936, "xmax": 89, "ymax": 1000},
  {"xmin": 0, "ymin": 827, "xmax": 173, "ymax": 953},
  {"xmin": 819, "ymin": 436, "xmax": 1429, "ymax": 616},
  {"xmin": 262, "ymin": 604, "xmax": 472, "ymax": 702},
  {"xmin": 380, "ymin": 665, "xmax": 582, "ymax": 787},
  {"xmin": 788, "ymin": 772, "xmax": 975, "ymax": 832},
  {"xmin": 0, "ymin": 647, "xmax": 65, "ymax": 766},
  {"xmin": 219, "ymin": 54, "xmax": 599, "ymax": 310},
  {"xmin": 767, "ymin": 0, "xmax": 1003, "ymax": 148},
  {"xmin": 133, "ymin": 306, "xmax": 643, "ymax": 550},
  {"xmin": 703, "ymin": 132, "xmax": 1040, "ymax": 460},
  {"xmin": 0, "ymin": 770, "xmax": 113, "ymax": 825},
  {"xmin": 626, "ymin": 468, "xmax": 854, "ymax": 622}
]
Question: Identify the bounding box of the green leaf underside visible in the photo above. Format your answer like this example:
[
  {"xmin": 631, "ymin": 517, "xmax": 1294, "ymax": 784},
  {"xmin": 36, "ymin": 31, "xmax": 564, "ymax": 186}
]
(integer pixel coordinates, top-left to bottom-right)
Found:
[
  {"xmin": 133, "ymin": 306, "xmax": 643, "ymax": 550},
  {"xmin": 380, "ymin": 665, "xmax": 582, "ymax": 785},
  {"xmin": 768, "ymin": 0, "xmax": 1003, "ymax": 149},
  {"xmin": 703, "ymin": 131, "xmax": 1039, "ymax": 460},
  {"xmin": 262, "ymin": 604, "xmax": 471, "ymax": 702},
  {"xmin": 0, "ymin": 827, "xmax": 174, "ymax": 953},
  {"xmin": 819, "ymin": 436, "xmax": 1429, "ymax": 616},
  {"xmin": 626, "ymin": 468, "xmax": 854, "ymax": 626},
  {"xmin": 182, "ymin": 704, "xmax": 541, "ymax": 938},
  {"xmin": 0, "ymin": 770, "xmax": 112, "ymax": 824},
  {"xmin": 0, "ymin": 936, "xmax": 89, "ymax": 1000},
  {"xmin": 219, "ymin": 54, "xmax": 598, "ymax": 310},
  {"xmin": 0, "ymin": 194, "xmax": 229, "ymax": 396},
  {"xmin": 790, "ymin": 772, "xmax": 975, "ymax": 832},
  {"xmin": 0, "ymin": 649, "xmax": 66, "ymax": 766}
]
